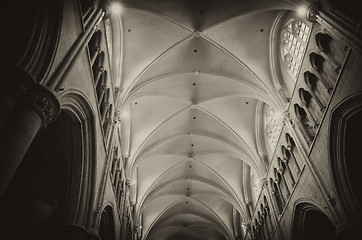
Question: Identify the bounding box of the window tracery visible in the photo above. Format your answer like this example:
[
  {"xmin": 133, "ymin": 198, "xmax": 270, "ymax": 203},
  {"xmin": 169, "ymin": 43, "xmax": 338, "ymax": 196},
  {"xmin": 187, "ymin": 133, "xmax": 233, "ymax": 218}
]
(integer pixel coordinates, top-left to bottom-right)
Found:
[
  {"xmin": 250, "ymin": 169, "xmax": 261, "ymax": 204},
  {"xmin": 264, "ymin": 104, "xmax": 283, "ymax": 152},
  {"xmin": 281, "ymin": 20, "xmax": 311, "ymax": 80}
]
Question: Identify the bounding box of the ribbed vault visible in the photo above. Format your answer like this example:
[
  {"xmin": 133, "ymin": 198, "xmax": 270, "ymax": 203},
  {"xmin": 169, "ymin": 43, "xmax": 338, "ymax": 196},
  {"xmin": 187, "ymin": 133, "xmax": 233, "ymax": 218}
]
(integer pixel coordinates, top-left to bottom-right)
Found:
[{"xmin": 110, "ymin": 0, "xmax": 304, "ymax": 239}]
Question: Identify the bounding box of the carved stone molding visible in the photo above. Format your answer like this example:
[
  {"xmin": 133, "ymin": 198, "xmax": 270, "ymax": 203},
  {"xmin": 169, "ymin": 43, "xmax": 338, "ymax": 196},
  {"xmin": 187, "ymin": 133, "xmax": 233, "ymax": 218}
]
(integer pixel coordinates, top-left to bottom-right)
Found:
[
  {"xmin": 99, "ymin": 84, "xmax": 107, "ymax": 93},
  {"xmin": 95, "ymin": 65, "xmax": 105, "ymax": 74},
  {"xmin": 193, "ymin": 31, "xmax": 201, "ymax": 38},
  {"xmin": 242, "ymin": 223, "xmax": 251, "ymax": 232},
  {"xmin": 282, "ymin": 111, "xmax": 291, "ymax": 123},
  {"xmin": 94, "ymin": 45, "xmax": 102, "ymax": 54},
  {"xmin": 126, "ymin": 179, "xmax": 132, "ymax": 189},
  {"xmin": 24, "ymin": 84, "xmax": 61, "ymax": 129},
  {"xmin": 3, "ymin": 67, "xmax": 61, "ymax": 129},
  {"xmin": 261, "ymin": 178, "xmax": 268, "ymax": 189},
  {"xmin": 3, "ymin": 66, "xmax": 37, "ymax": 102},
  {"xmin": 306, "ymin": 2, "xmax": 320, "ymax": 23},
  {"xmin": 99, "ymin": 0, "xmax": 112, "ymax": 20},
  {"xmin": 114, "ymin": 110, "xmax": 121, "ymax": 124},
  {"xmin": 101, "ymin": 101, "xmax": 110, "ymax": 112}
]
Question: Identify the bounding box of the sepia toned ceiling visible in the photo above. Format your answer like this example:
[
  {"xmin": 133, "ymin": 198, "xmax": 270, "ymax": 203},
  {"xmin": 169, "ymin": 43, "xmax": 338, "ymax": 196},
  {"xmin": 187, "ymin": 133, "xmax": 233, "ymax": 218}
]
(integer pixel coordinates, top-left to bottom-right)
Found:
[{"xmin": 110, "ymin": 0, "xmax": 304, "ymax": 239}]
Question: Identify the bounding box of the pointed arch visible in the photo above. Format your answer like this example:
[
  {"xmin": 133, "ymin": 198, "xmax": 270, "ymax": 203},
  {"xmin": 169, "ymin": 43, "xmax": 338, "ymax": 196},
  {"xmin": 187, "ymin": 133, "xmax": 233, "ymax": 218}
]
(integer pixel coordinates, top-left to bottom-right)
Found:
[
  {"xmin": 330, "ymin": 93, "xmax": 362, "ymax": 228},
  {"xmin": 292, "ymin": 201, "xmax": 336, "ymax": 240}
]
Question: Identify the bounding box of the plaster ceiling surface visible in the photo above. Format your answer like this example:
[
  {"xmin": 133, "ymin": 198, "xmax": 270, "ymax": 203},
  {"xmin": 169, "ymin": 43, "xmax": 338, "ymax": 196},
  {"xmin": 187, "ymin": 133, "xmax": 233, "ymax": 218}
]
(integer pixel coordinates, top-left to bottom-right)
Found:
[{"xmin": 114, "ymin": 0, "xmax": 301, "ymax": 239}]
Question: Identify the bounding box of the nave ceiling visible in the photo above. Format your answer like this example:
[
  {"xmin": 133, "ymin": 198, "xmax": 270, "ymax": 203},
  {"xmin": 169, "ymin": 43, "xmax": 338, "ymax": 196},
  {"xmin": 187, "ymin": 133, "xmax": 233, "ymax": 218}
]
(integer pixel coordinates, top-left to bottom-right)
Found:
[{"xmin": 109, "ymin": 1, "xmax": 305, "ymax": 239}]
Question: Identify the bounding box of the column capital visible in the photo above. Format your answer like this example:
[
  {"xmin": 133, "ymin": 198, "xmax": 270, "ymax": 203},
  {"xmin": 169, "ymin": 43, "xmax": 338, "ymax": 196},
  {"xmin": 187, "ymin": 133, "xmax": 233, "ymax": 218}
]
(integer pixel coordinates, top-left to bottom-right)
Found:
[
  {"xmin": 295, "ymin": 114, "xmax": 302, "ymax": 122},
  {"xmin": 2, "ymin": 66, "xmax": 60, "ymax": 130},
  {"xmin": 24, "ymin": 84, "xmax": 60, "ymax": 130},
  {"xmin": 101, "ymin": 101, "xmax": 110, "ymax": 111},
  {"xmin": 114, "ymin": 110, "xmax": 121, "ymax": 124},
  {"xmin": 94, "ymin": 45, "xmax": 102, "ymax": 54},
  {"xmin": 281, "ymin": 156, "xmax": 288, "ymax": 163},
  {"xmin": 126, "ymin": 179, "xmax": 132, "ymax": 189},
  {"xmin": 99, "ymin": 0, "xmax": 112, "ymax": 20},
  {"xmin": 282, "ymin": 111, "xmax": 291, "ymax": 122},
  {"xmin": 242, "ymin": 222, "xmax": 251, "ymax": 231},
  {"xmin": 3, "ymin": 66, "xmax": 37, "ymax": 102},
  {"xmin": 260, "ymin": 178, "xmax": 268, "ymax": 188},
  {"xmin": 306, "ymin": 2, "xmax": 320, "ymax": 23},
  {"xmin": 99, "ymin": 84, "xmax": 107, "ymax": 92},
  {"xmin": 259, "ymin": 153, "xmax": 266, "ymax": 160},
  {"xmin": 283, "ymin": 111, "xmax": 296, "ymax": 129},
  {"xmin": 95, "ymin": 65, "xmax": 105, "ymax": 73}
]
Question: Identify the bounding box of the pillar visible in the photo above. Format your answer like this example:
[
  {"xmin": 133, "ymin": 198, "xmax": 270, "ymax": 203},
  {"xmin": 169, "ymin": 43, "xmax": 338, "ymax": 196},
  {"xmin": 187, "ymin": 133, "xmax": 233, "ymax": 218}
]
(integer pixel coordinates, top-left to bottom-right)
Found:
[
  {"xmin": 304, "ymin": 83, "xmax": 326, "ymax": 112},
  {"xmin": 0, "ymin": 81, "xmax": 60, "ymax": 199},
  {"xmin": 0, "ymin": 67, "xmax": 36, "ymax": 126},
  {"xmin": 46, "ymin": 1, "xmax": 111, "ymax": 90},
  {"xmin": 306, "ymin": 2, "xmax": 362, "ymax": 55}
]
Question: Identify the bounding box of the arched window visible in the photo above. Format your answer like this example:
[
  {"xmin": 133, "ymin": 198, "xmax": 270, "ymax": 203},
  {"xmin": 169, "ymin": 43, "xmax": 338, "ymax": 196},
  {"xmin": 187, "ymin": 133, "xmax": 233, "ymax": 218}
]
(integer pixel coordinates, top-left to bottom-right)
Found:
[
  {"xmin": 281, "ymin": 19, "xmax": 311, "ymax": 80},
  {"xmin": 250, "ymin": 169, "xmax": 261, "ymax": 204},
  {"xmin": 264, "ymin": 104, "xmax": 283, "ymax": 152}
]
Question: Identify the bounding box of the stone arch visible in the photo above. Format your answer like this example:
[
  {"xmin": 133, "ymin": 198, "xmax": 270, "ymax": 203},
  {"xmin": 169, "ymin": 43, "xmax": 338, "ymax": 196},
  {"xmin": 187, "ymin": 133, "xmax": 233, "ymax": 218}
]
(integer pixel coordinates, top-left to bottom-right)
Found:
[
  {"xmin": 4, "ymin": 0, "xmax": 63, "ymax": 81},
  {"xmin": 0, "ymin": 91, "xmax": 97, "ymax": 238},
  {"xmin": 292, "ymin": 201, "xmax": 336, "ymax": 240},
  {"xmin": 58, "ymin": 91, "xmax": 97, "ymax": 227},
  {"xmin": 99, "ymin": 205, "xmax": 116, "ymax": 240},
  {"xmin": 330, "ymin": 93, "xmax": 362, "ymax": 236}
]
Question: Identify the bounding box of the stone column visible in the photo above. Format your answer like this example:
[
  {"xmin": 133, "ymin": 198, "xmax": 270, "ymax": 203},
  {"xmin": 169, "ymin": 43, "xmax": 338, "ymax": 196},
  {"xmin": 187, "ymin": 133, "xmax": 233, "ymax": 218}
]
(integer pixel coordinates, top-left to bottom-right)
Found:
[
  {"xmin": 304, "ymin": 83, "xmax": 325, "ymax": 112},
  {"xmin": 306, "ymin": 2, "xmax": 362, "ymax": 55},
  {"xmin": 0, "ymin": 82, "xmax": 60, "ymax": 198},
  {"xmin": 309, "ymin": 69, "xmax": 333, "ymax": 93},
  {"xmin": 121, "ymin": 180, "xmax": 132, "ymax": 239},
  {"xmin": 298, "ymin": 92, "xmax": 319, "ymax": 129},
  {"xmin": 278, "ymin": 168, "xmax": 290, "ymax": 199},
  {"xmin": 0, "ymin": 67, "xmax": 36, "ymax": 126},
  {"xmin": 46, "ymin": 1, "xmax": 111, "ymax": 90},
  {"xmin": 116, "ymin": 180, "xmax": 122, "ymax": 203},
  {"xmin": 274, "ymin": 179, "xmax": 286, "ymax": 206},
  {"xmin": 293, "ymin": 113, "xmax": 314, "ymax": 145},
  {"xmin": 114, "ymin": 170, "xmax": 121, "ymax": 188},
  {"xmin": 281, "ymin": 158, "xmax": 296, "ymax": 187},
  {"xmin": 111, "ymin": 158, "xmax": 119, "ymax": 183}
]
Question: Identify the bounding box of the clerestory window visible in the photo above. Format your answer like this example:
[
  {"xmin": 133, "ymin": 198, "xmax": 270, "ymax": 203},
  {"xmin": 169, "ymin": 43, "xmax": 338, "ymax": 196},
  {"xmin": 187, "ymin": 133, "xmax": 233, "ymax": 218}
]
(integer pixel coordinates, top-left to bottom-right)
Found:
[
  {"xmin": 264, "ymin": 104, "xmax": 283, "ymax": 152},
  {"xmin": 281, "ymin": 19, "xmax": 311, "ymax": 80}
]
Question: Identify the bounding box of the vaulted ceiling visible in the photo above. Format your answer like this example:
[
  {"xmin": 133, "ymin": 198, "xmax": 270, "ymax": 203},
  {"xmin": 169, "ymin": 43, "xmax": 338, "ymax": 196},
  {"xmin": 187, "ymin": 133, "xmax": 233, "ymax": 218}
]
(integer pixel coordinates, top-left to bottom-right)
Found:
[{"xmin": 111, "ymin": 0, "xmax": 304, "ymax": 239}]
